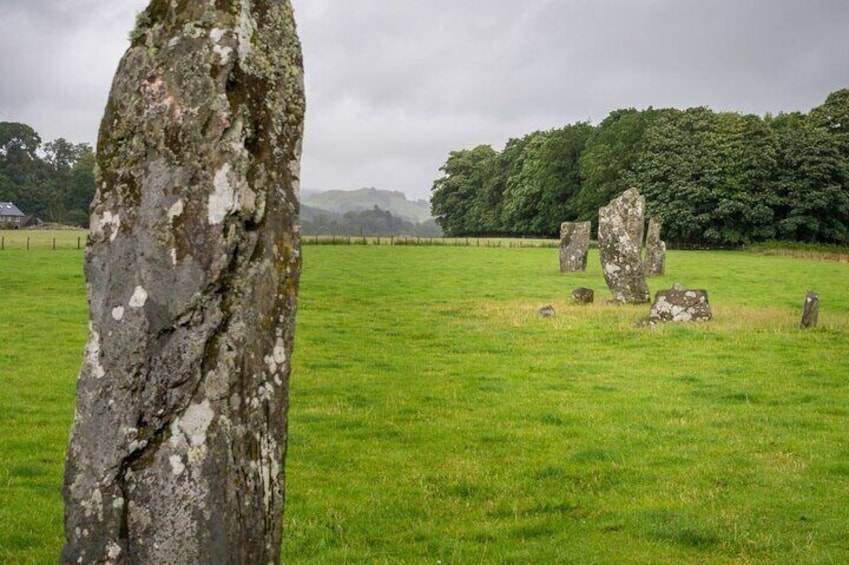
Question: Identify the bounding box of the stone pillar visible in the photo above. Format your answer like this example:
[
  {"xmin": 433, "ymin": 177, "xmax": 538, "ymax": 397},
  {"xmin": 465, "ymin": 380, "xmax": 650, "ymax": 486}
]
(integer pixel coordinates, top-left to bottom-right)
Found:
[
  {"xmin": 598, "ymin": 188, "xmax": 651, "ymax": 303},
  {"xmin": 62, "ymin": 2, "xmax": 304, "ymax": 564},
  {"xmin": 800, "ymin": 291, "xmax": 819, "ymax": 329},
  {"xmin": 644, "ymin": 215, "xmax": 666, "ymax": 277},
  {"xmin": 559, "ymin": 221, "xmax": 591, "ymax": 272},
  {"xmin": 648, "ymin": 287, "xmax": 712, "ymax": 324}
]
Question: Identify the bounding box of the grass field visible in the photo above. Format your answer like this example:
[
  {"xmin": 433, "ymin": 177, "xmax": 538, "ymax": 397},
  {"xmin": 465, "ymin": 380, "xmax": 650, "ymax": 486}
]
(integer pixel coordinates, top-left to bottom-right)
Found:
[
  {"xmin": 0, "ymin": 229, "xmax": 87, "ymax": 251},
  {"xmin": 2, "ymin": 235, "xmax": 849, "ymax": 563}
]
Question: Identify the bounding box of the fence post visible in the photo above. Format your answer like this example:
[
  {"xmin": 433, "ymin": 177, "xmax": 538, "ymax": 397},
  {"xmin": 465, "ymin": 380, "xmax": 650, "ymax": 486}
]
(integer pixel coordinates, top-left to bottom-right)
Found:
[
  {"xmin": 1, "ymin": 236, "xmax": 4, "ymax": 250},
  {"xmin": 78, "ymin": 236, "xmax": 82, "ymax": 249},
  {"xmin": 27, "ymin": 237, "xmax": 30, "ymax": 250},
  {"xmin": 53, "ymin": 238, "xmax": 57, "ymax": 250}
]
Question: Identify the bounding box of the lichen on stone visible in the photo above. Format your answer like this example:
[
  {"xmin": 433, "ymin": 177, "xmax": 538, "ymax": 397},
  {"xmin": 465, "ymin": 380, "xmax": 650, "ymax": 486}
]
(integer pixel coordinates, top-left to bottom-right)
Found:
[{"xmin": 63, "ymin": 1, "xmax": 303, "ymax": 563}]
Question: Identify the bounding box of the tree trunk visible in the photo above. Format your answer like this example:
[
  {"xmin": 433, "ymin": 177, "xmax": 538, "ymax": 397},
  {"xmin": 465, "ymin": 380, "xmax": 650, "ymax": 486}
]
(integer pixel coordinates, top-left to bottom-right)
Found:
[{"xmin": 62, "ymin": 1, "xmax": 304, "ymax": 563}]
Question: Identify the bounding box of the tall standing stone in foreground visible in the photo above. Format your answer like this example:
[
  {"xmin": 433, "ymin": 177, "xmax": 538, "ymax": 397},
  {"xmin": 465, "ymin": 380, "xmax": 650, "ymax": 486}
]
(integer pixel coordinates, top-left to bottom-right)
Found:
[
  {"xmin": 598, "ymin": 188, "xmax": 651, "ymax": 303},
  {"xmin": 644, "ymin": 215, "xmax": 666, "ymax": 277},
  {"xmin": 559, "ymin": 221, "xmax": 591, "ymax": 272},
  {"xmin": 62, "ymin": 2, "xmax": 304, "ymax": 563}
]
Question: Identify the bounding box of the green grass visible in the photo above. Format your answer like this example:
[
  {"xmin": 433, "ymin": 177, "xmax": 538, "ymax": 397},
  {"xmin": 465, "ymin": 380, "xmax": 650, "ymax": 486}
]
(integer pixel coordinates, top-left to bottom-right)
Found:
[
  {"xmin": 2, "ymin": 244, "xmax": 849, "ymax": 563},
  {"xmin": 0, "ymin": 229, "xmax": 86, "ymax": 251},
  {"xmin": 0, "ymin": 249, "xmax": 87, "ymax": 564}
]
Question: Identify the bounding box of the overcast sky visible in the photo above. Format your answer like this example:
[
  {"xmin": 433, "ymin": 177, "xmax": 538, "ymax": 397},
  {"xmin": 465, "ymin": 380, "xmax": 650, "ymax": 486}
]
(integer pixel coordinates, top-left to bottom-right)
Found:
[{"xmin": 1, "ymin": 1, "xmax": 847, "ymax": 201}]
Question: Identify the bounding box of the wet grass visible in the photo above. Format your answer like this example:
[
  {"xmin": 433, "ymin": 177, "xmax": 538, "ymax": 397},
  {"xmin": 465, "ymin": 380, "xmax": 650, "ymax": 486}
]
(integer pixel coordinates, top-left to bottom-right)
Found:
[
  {"xmin": 1, "ymin": 244, "xmax": 848, "ymax": 563},
  {"xmin": 283, "ymin": 246, "xmax": 849, "ymax": 564}
]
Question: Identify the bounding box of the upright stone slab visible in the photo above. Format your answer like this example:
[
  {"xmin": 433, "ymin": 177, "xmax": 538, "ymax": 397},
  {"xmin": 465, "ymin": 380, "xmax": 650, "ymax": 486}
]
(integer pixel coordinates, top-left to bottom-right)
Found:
[
  {"xmin": 598, "ymin": 188, "xmax": 651, "ymax": 303},
  {"xmin": 559, "ymin": 221, "xmax": 591, "ymax": 272},
  {"xmin": 800, "ymin": 291, "xmax": 819, "ymax": 329},
  {"xmin": 645, "ymin": 215, "xmax": 666, "ymax": 277},
  {"xmin": 648, "ymin": 287, "xmax": 712, "ymax": 324},
  {"xmin": 62, "ymin": 2, "xmax": 304, "ymax": 564}
]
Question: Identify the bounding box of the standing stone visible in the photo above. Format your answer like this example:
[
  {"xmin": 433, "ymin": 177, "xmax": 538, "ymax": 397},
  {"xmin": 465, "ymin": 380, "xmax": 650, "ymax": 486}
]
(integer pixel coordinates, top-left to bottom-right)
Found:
[
  {"xmin": 644, "ymin": 216, "xmax": 666, "ymax": 277},
  {"xmin": 648, "ymin": 287, "xmax": 713, "ymax": 324},
  {"xmin": 598, "ymin": 188, "xmax": 651, "ymax": 303},
  {"xmin": 559, "ymin": 221, "xmax": 591, "ymax": 272},
  {"xmin": 800, "ymin": 291, "xmax": 819, "ymax": 329},
  {"xmin": 62, "ymin": 2, "xmax": 304, "ymax": 564}
]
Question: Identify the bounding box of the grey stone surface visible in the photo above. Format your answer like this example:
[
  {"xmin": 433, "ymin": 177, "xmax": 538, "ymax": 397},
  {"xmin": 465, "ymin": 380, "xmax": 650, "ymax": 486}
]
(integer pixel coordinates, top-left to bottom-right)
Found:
[
  {"xmin": 645, "ymin": 216, "xmax": 666, "ymax": 277},
  {"xmin": 571, "ymin": 287, "xmax": 595, "ymax": 304},
  {"xmin": 649, "ymin": 288, "xmax": 712, "ymax": 323},
  {"xmin": 559, "ymin": 221, "xmax": 591, "ymax": 272},
  {"xmin": 598, "ymin": 188, "xmax": 651, "ymax": 303},
  {"xmin": 800, "ymin": 291, "xmax": 819, "ymax": 329},
  {"xmin": 538, "ymin": 305, "xmax": 556, "ymax": 318},
  {"xmin": 62, "ymin": 2, "xmax": 304, "ymax": 564}
]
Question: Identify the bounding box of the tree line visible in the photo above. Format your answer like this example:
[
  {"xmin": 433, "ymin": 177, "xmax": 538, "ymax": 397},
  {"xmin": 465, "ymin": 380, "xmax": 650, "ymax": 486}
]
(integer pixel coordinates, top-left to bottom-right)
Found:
[
  {"xmin": 0, "ymin": 121, "xmax": 443, "ymax": 238},
  {"xmin": 0, "ymin": 122, "xmax": 96, "ymax": 227},
  {"xmin": 431, "ymin": 89, "xmax": 849, "ymax": 246}
]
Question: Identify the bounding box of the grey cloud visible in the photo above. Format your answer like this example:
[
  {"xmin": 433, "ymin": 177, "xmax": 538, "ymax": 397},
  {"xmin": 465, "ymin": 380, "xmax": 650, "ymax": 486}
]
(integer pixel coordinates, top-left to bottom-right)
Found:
[
  {"xmin": 0, "ymin": 1, "xmax": 147, "ymax": 145},
  {"xmin": 295, "ymin": 0, "xmax": 849, "ymax": 197},
  {"xmin": 1, "ymin": 0, "xmax": 847, "ymax": 199}
]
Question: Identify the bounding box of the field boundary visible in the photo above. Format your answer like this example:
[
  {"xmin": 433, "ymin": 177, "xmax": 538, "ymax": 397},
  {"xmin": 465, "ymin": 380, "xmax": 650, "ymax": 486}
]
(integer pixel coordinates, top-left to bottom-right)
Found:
[
  {"xmin": 0, "ymin": 231, "xmax": 86, "ymax": 251},
  {"xmin": 301, "ymin": 235, "xmax": 562, "ymax": 248}
]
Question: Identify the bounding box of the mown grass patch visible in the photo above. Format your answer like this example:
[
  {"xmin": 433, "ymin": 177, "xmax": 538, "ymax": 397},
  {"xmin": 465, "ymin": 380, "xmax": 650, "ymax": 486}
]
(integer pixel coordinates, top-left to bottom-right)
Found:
[
  {"xmin": 1, "ymin": 244, "xmax": 848, "ymax": 563},
  {"xmin": 284, "ymin": 246, "xmax": 849, "ymax": 564},
  {"xmin": 0, "ymin": 250, "xmax": 86, "ymax": 564}
]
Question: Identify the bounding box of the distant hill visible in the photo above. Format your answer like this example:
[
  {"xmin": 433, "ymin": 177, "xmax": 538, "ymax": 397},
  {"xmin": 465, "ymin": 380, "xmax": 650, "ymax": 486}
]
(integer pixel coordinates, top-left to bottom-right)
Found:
[
  {"xmin": 299, "ymin": 203, "xmax": 442, "ymax": 237},
  {"xmin": 302, "ymin": 187, "xmax": 432, "ymax": 223}
]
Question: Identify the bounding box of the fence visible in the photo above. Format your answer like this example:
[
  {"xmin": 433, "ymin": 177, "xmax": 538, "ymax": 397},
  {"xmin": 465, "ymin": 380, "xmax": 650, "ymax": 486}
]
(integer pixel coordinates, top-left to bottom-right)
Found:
[
  {"xmin": 0, "ymin": 231, "xmax": 563, "ymax": 251},
  {"xmin": 0, "ymin": 231, "xmax": 86, "ymax": 251},
  {"xmin": 302, "ymin": 235, "xmax": 561, "ymax": 248}
]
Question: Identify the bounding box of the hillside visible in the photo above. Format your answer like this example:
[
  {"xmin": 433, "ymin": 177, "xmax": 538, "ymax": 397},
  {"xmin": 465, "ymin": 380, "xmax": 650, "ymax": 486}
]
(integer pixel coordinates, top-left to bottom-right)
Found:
[
  {"xmin": 302, "ymin": 187, "xmax": 432, "ymax": 223},
  {"xmin": 300, "ymin": 203, "xmax": 441, "ymax": 237}
]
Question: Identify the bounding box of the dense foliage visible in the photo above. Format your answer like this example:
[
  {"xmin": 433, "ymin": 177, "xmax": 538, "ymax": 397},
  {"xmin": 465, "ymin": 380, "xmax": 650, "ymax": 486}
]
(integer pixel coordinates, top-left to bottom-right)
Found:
[
  {"xmin": 431, "ymin": 89, "xmax": 849, "ymax": 246},
  {"xmin": 0, "ymin": 122, "xmax": 96, "ymax": 227}
]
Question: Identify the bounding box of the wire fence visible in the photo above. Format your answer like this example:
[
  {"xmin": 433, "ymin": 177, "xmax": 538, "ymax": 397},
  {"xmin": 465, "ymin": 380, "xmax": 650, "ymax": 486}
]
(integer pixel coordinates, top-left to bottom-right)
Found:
[
  {"xmin": 0, "ymin": 231, "xmax": 86, "ymax": 251},
  {"xmin": 302, "ymin": 235, "xmax": 561, "ymax": 248},
  {"xmin": 0, "ymin": 231, "xmax": 562, "ymax": 251}
]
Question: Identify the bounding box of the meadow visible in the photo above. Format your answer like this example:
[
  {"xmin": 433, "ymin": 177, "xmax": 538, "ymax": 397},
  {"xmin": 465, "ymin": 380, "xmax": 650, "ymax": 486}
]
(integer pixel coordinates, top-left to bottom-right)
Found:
[{"xmin": 1, "ymin": 231, "xmax": 849, "ymax": 563}]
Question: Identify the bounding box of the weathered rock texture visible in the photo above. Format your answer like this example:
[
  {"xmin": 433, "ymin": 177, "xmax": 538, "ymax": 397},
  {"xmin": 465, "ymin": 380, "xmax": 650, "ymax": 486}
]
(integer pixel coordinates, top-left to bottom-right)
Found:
[
  {"xmin": 571, "ymin": 287, "xmax": 595, "ymax": 304},
  {"xmin": 538, "ymin": 304, "xmax": 556, "ymax": 318},
  {"xmin": 62, "ymin": 2, "xmax": 304, "ymax": 564},
  {"xmin": 649, "ymin": 287, "xmax": 712, "ymax": 323},
  {"xmin": 800, "ymin": 291, "xmax": 819, "ymax": 329},
  {"xmin": 559, "ymin": 221, "xmax": 591, "ymax": 272},
  {"xmin": 598, "ymin": 188, "xmax": 651, "ymax": 303},
  {"xmin": 644, "ymin": 216, "xmax": 666, "ymax": 277}
]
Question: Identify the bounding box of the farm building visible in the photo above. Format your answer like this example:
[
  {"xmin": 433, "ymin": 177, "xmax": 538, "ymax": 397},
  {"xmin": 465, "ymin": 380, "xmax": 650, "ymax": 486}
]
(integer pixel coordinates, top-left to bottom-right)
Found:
[{"xmin": 0, "ymin": 202, "xmax": 26, "ymax": 228}]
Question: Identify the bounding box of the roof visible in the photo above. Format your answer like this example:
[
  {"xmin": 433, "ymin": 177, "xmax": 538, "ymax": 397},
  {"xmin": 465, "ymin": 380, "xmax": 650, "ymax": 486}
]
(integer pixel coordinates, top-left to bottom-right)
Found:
[{"xmin": 0, "ymin": 202, "xmax": 25, "ymax": 217}]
